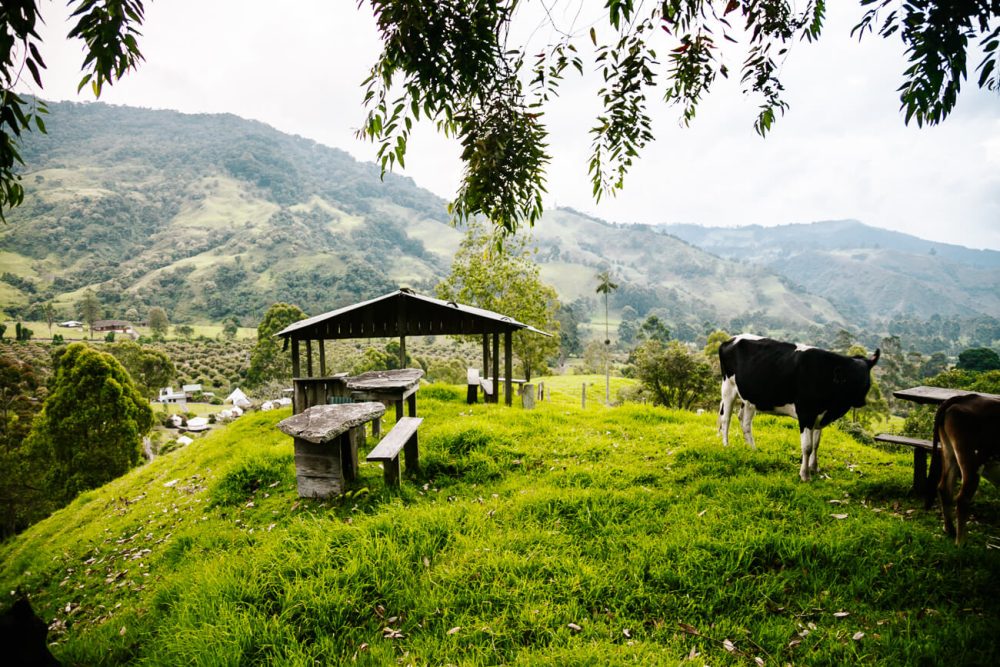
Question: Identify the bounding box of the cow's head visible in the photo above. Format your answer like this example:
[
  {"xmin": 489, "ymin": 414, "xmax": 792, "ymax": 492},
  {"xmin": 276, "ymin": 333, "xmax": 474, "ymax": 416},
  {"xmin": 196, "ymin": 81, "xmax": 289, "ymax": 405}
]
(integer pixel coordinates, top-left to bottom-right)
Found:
[{"xmin": 848, "ymin": 348, "xmax": 880, "ymax": 407}]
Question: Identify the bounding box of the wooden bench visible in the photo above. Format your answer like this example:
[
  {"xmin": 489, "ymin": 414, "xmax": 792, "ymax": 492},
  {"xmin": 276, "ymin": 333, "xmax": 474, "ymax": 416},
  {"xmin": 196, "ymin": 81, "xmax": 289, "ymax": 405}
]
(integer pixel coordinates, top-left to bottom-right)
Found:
[
  {"xmin": 874, "ymin": 433, "xmax": 936, "ymax": 495},
  {"xmin": 366, "ymin": 417, "xmax": 422, "ymax": 486}
]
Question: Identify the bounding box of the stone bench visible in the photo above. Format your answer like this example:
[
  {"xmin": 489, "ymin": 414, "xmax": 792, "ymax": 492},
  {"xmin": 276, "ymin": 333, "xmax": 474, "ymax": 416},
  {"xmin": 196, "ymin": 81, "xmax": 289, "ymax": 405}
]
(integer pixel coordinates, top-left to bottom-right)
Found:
[{"xmin": 278, "ymin": 402, "xmax": 385, "ymax": 498}]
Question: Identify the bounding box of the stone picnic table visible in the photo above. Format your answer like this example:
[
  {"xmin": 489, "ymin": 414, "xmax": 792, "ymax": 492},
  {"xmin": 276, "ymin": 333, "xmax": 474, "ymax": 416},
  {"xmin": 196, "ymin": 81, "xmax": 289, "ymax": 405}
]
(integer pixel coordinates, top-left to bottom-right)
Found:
[
  {"xmin": 346, "ymin": 368, "xmax": 424, "ymax": 428},
  {"xmin": 278, "ymin": 401, "xmax": 385, "ymax": 498}
]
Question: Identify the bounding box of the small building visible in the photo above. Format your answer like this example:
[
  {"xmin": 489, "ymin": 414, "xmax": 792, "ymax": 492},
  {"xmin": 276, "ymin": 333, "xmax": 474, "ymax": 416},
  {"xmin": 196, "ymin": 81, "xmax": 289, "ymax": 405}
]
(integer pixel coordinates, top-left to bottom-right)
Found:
[
  {"xmin": 93, "ymin": 320, "xmax": 134, "ymax": 333},
  {"xmin": 58, "ymin": 320, "xmax": 83, "ymax": 328},
  {"xmin": 158, "ymin": 387, "xmax": 187, "ymax": 405},
  {"xmin": 182, "ymin": 384, "xmax": 203, "ymax": 397}
]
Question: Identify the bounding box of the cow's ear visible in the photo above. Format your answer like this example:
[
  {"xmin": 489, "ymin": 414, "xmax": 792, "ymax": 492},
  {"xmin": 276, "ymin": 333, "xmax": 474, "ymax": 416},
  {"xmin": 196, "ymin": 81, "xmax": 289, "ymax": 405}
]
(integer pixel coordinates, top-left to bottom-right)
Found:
[{"xmin": 868, "ymin": 348, "xmax": 880, "ymax": 367}]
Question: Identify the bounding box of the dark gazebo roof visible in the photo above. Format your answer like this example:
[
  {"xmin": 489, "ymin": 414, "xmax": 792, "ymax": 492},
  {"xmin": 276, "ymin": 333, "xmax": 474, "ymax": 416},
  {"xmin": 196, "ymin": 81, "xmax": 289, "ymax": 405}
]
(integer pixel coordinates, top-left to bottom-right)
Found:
[{"xmin": 275, "ymin": 288, "xmax": 550, "ymax": 341}]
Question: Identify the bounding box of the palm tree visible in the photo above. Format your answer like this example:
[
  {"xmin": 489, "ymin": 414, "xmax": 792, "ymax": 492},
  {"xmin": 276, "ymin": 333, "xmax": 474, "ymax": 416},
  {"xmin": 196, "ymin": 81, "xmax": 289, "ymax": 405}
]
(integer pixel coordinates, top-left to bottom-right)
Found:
[{"xmin": 595, "ymin": 270, "xmax": 618, "ymax": 404}]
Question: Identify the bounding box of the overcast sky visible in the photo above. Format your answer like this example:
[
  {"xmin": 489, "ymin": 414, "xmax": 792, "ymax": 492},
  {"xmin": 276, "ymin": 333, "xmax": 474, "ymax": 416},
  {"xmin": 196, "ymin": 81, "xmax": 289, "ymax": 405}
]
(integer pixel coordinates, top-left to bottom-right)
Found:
[{"xmin": 22, "ymin": 0, "xmax": 1000, "ymax": 250}]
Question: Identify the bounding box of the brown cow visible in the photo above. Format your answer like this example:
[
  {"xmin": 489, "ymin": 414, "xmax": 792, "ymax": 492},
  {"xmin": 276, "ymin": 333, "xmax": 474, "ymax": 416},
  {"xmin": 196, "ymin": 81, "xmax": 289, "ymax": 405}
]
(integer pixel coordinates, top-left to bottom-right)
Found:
[{"xmin": 933, "ymin": 393, "xmax": 1000, "ymax": 546}]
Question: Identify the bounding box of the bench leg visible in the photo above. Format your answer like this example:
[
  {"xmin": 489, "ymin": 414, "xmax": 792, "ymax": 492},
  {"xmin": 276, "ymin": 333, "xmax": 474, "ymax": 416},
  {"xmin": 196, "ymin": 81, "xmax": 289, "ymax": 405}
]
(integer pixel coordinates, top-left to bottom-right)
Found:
[
  {"xmin": 911, "ymin": 448, "xmax": 928, "ymax": 496},
  {"xmin": 407, "ymin": 393, "xmax": 417, "ymax": 417},
  {"xmin": 404, "ymin": 431, "xmax": 419, "ymax": 474},
  {"xmin": 395, "ymin": 399, "xmax": 403, "ymax": 423},
  {"xmin": 371, "ymin": 416, "xmax": 381, "ymax": 439},
  {"xmin": 382, "ymin": 457, "xmax": 401, "ymax": 487},
  {"xmin": 341, "ymin": 430, "xmax": 361, "ymax": 482},
  {"xmin": 467, "ymin": 384, "xmax": 477, "ymax": 404}
]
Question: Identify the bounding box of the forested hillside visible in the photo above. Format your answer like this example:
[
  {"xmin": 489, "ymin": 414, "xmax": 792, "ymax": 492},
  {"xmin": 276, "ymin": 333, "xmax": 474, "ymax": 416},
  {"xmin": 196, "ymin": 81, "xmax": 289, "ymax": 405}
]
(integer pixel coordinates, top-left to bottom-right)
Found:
[
  {"xmin": 662, "ymin": 220, "xmax": 1000, "ymax": 322},
  {"xmin": 0, "ymin": 101, "xmax": 446, "ymax": 322},
  {"xmin": 1, "ymin": 102, "xmax": 997, "ymax": 350}
]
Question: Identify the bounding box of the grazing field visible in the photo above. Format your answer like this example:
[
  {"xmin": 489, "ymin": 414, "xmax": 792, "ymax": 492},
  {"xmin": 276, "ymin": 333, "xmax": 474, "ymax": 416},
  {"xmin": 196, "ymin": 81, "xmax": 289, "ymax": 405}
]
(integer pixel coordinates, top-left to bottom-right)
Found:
[{"xmin": 2, "ymin": 381, "xmax": 998, "ymax": 665}]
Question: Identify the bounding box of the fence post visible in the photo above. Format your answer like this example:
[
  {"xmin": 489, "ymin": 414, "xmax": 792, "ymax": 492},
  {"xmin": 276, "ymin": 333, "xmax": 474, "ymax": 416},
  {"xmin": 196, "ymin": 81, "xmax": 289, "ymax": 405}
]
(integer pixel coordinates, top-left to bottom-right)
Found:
[{"xmin": 581, "ymin": 383, "xmax": 586, "ymax": 409}]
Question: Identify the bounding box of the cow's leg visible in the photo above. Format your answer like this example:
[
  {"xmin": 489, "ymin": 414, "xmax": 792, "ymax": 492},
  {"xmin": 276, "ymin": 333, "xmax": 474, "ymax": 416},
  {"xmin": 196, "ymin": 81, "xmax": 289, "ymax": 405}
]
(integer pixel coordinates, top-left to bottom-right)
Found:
[
  {"xmin": 808, "ymin": 428, "xmax": 822, "ymax": 475},
  {"xmin": 740, "ymin": 401, "xmax": 757, "ymax": 449},
  {"xmin": 951, "ymin": 427, "xmax": 981, "ymax": 547},
  {"xmin": 799, "ymin": 427, "xmax": 814, "ymax": 482},
  {"xmin": 937, "ymin": 432, "xmax": 959, "ymax": 539},
  {"xmin": 718, "ymin": 376, "xmax": 738, "ymax": 447}
]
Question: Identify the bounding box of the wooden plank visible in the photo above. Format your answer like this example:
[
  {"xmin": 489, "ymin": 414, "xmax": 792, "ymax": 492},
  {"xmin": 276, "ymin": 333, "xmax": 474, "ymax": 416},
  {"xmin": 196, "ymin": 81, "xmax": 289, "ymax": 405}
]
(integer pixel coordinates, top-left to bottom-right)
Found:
[
  {"xmin": 367, "ymin": 417, "xmax": 422, "ymax": 461},
  {"xmin": 491, "ymin": 331, "xmax": 500, "ymax": 404},
  {"xmin": 892, "ymin": 386, "xmax": 1000, "ymax": 405},
  {"xmin": 874, "ymin": 433, "xmax": 934, "ymax": 450},
  {"xmin": 293, "ymin": 438, "xmax": 344, "ymax": 498}
]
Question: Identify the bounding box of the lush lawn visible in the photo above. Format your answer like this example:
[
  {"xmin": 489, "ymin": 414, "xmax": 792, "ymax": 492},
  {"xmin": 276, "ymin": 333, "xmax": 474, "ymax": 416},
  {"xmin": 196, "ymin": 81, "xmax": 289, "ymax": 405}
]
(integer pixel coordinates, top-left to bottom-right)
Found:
[{"xmin": 2, "ymin": 382, "xmax": 998, "ymax": 665}]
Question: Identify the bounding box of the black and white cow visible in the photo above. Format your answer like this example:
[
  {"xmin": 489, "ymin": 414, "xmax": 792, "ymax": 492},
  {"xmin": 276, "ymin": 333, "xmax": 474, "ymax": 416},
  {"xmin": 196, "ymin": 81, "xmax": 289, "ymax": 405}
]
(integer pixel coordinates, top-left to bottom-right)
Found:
[{"xmin": 718, "ymin": 334, "xmax": 879, "ymax": 481}]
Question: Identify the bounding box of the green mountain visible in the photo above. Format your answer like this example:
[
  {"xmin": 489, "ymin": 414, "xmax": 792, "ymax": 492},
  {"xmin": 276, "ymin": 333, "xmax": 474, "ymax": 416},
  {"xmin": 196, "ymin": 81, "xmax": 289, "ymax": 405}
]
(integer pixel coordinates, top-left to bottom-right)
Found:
[
  {"xmin": 661, "ymin": 221, "xmax": 1000, "ymax": 322},
  {"xmin": 1, "ymin": 101, "xmax": 994, "ymax": 339}
]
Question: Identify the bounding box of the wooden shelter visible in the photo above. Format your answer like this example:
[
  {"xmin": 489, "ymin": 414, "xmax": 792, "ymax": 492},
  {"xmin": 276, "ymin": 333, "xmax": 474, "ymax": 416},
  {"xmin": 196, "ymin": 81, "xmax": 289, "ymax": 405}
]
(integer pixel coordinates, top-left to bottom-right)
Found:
[{"xmin": 275, "ymin": 288, "xmax": 550, "ymax": 408}]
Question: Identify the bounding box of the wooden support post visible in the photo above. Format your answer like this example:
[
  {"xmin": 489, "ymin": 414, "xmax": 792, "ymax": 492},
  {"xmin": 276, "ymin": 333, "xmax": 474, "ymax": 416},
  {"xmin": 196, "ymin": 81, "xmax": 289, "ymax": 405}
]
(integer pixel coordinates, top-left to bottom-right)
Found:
[
  {"xmin": 482, "ymin": 333, "xmax": 489, "ymax": 386},
  {"xmin": 306, "ymin": 339, "xmax": 313, "ymax": 377},
  {"xmin": 913, "ymin": 449, "xmax": 928, "ymax": 496},
  {"xmin": 582, "ymin": 383, "xmax": 586, "ymax": 409},
  {"xmin": 291, "ymin": 340, "xmax": 301, "ymax": 414},
  {"xmin": 319, "ymin": 340, "xmax": 326, "ymax": 376},
  {"xmin": 342, "ymin": 428, "xmax": 363, "ymax": 482},
  {"xmin": 407, "ymin": 393, "xmax": 417, "ymax": 417},
  {"xmin": 399, "ymin": 335, "xmax": 407, "ymax": 368},
  {"xmin": 491, "ymin": 331, "xmax": 500, "ymax": 404},
  {"xmin": 395, "ymin": 400, "xmax": 404, "ymax": 422},
  {"xmin": 504, "ymin": 330, "xmax": 513, "ymax": 407}
]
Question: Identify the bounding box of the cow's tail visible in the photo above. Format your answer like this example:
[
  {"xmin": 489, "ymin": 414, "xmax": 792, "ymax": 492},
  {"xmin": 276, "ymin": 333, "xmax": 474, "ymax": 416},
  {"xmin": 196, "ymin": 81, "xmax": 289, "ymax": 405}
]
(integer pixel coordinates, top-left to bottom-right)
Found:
[{"xmin": 926, "ymin": 399, "xmax": 951, "ymax": 509}]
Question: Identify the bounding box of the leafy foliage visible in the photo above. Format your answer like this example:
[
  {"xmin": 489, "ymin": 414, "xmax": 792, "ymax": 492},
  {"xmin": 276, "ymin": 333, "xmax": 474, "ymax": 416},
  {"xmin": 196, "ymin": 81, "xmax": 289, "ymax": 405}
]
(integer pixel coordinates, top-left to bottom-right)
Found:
[
  {"xmin": 436, "ymin": 221, "xmax": 560, "ymax": 380},
  {"xmin": 361, "ymin": 1, "xmax": 998, "ymax": 235},
  {"xmin": 627, "ymin": 339, "xmax": 715, "ymax": 409},
  {"xmin": 956, "ymin": 346, "xmax": 1000, "ymax": 372},
  {"xmin": 25, "ymin": 342, "xmax": 152, "ymax": 507},
  {"xmin": 1, "ymin": 0, "xmax": 144, "ymax": 220},
  {"xmin": 246, "ymin": 303, "xmax": 307, "ymax": 387},
  {"xmin": 106, "ymin": 340, "xmax": 175, "ymax": 400},
  {"xmin": 0, "ymin": 354, "xmax": 44, "ymax": 537}
]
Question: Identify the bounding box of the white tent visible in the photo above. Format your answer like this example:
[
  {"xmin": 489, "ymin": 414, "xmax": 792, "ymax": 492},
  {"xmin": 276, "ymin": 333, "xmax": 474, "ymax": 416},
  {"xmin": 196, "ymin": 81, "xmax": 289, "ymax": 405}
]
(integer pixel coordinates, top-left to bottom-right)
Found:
[{"xmin": 225, "ymin": 388, "xmax": 251, "ymax": 408}]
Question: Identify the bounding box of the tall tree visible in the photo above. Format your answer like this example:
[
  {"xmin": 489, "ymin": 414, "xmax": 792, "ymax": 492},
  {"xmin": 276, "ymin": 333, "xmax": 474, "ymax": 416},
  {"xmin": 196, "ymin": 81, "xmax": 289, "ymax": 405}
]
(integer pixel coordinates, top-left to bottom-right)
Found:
[
  {"xmin": 436, "ymin": 221, "xmax": 560, "ymax": 381},
  {"xmin": 147, "ymin": 306, "xmax": 169, "ymax": 337},
  {"xmin": 0, "ymin": 355, "xmax": 44, "ymax": 536},
  {"xmin": 42, "ymin": 301, "xmax": 55, "ymax": 336},
  {"xmin": 596, "ymin": 270, "xmax": 618, "ymax": 403},
  {"xmin": 106, "ymin": 340, "xmax": 175, "ymax": 400},
  {"xmin": 246, "ymin": 303, "xmax": 308, "ymax": 387},
  {"xmin": 25, "ymin": 343, "xmax": 153, "ymax": 506},
  {"xmin": 360, "ymin": 1, "xmax": 1000, "ymax": 235},
  {"xmin": 78, "ymin": 289, "xmax": 101, "ymax": 338}
]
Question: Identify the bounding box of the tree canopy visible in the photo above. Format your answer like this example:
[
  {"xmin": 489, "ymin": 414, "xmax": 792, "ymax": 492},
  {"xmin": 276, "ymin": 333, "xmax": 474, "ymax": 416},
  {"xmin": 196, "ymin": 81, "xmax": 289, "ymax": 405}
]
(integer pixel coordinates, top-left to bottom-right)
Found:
[
  {"xmin": 360, "ymin": 0, "xmax": 1000, "ymax": 235},
  {"xmin": 246, "ymin": 302, "xmax": 308, "ymax": 387},
  {"xmin": 25, "ymin": 342, "xmax": 152, "ymax": 506},
  {"xmin": 436, "ymin": 221, "xmax": 561, "ymax": 380}
]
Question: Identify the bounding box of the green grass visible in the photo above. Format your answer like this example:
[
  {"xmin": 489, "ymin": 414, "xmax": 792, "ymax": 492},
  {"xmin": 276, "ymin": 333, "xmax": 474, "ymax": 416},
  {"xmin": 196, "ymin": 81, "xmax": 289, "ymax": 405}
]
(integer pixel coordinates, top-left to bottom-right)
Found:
[{"xmin": 2, "ymin": 384, "xmax": 998, "ymax": 665}]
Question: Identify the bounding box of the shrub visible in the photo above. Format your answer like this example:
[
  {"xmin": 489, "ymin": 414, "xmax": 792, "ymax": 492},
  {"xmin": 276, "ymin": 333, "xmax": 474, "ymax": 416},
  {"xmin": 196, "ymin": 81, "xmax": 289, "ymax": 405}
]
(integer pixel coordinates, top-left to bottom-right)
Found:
[{"xmin": 211, "ymin": 455, "xmax": 291, "ymax": 506}]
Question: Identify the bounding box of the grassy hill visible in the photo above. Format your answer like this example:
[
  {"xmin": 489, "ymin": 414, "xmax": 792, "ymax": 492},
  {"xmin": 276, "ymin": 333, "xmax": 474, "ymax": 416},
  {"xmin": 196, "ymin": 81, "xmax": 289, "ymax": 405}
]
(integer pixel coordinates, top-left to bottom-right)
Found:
[{"xmin": 3, "ymin": 378, "xmax": 998, "ymax": 665}]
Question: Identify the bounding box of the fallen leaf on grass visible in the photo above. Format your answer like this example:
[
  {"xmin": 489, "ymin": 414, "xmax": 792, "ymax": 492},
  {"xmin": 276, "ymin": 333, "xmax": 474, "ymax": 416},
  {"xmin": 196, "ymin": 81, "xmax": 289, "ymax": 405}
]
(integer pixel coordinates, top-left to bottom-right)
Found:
[
  {"xmin": 788, "ymin": 638, "xmax": 802, "ymax": 648},
  {"xmin": 723, "ymin": 638, "xmax": 736, "ymax": 652},
  {"xmin": 833, "ymin": 611, "xmax": 850, "ymax": 618},
  {"xmin": 830, "ymin": 513, "xmax": 849, "ymax": 520},
  {"xmin": 697, "ymin": 509, "xmax": 708, "ymax": 517},
  {"xmin": 567, "ymin": 623, "xmax": 582, "ymax": 632},
  {"xmin": 119, "ymin": 627, "xmax": 126, "ymax": 636},
  {"xmin": 687, "ymin": 647, "xmax": 699, "ymax": 659},
  {"xmin": 754, "ymin": 657, "xmax": 765, "ymax": 666},
  {"xmin": 623, "ymin": 628, "xmax": 631, "ymax": 638},
  {"xmin": 447, "ymin": 626, "xmax": 460, "ymax": 635},
  {"xmin": 853, "ymin": 631, "xmax": 865, "ymax": 641},
  {"xmin": 678, "ymin": 621, "xmax": 699, "ymax": 635}
]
